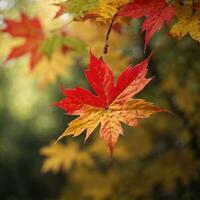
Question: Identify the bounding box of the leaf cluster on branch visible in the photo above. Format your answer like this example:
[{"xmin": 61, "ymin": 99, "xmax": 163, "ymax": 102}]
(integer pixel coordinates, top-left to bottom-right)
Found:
[{"xmin": 1, "ymin": 0, "xmax": 200, "ymax": 158}]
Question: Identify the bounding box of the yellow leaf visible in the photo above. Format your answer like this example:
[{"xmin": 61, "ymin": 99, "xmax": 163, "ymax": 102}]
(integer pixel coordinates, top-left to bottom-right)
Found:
[
  {"xmin": 40, "ymin": 141, "xmax": 94, "ymax": 173},
  {"xmin": 170, "ymin": 2, "xmax": 200, "ymax": 42},
  {"xmin": 34, "ymin": 51, "xmax": 73, "ymax": 88},
  {"xmin": 89, "ymin": 0, "xmax": 130, "ymax": 23}
]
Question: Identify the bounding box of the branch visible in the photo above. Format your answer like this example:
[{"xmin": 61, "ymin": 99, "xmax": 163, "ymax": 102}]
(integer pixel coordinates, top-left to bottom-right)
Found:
[{"xmin": 103, "ymin": 13, "xmax": 118, "ymax": 54}]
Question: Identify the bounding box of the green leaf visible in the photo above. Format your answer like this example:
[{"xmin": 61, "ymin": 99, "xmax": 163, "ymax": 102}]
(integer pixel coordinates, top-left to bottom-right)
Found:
[
  {"xmin": 40, "ymin": 35, "xmax": 63, "ymax": 59},
  {"xmin": 59, "ymin": 0, "xmax": 99, "ymax": 18},
  {"xmin": 40, "ymin": 35, "xmax": 86, "ymax": 59},
  {"xmin": 63, "ymin": 37, "xmax": 86, "ymax": 53}
]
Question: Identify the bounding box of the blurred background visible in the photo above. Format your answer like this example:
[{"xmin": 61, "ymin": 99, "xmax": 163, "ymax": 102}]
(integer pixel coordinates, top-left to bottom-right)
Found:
[{"xmin": 0, "ymin": 0, "xmax": 200, "ymax": 200}]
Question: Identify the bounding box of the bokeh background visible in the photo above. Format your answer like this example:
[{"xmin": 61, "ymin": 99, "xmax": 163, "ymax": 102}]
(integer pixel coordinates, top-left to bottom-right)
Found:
[{"xmin": 0, "ymin": 0, "xmax": 200, "ymax": 200}]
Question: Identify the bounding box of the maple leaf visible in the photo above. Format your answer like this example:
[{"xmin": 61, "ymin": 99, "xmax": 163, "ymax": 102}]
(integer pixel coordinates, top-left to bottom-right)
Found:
[
  {"xmin": 2, "ymin": 13, "xmax": 45, "ymax": 70},
  {"xmin": 2, "ymin": 13, "xmax": 86, "ymax": 75},
  {"xmin": 169, "ymin": 1, "xmax": 200, "ymax": 42},
  {"xmin": 118, "ymin": 0, "xmax": 176, "ymax": 51},
  {"xmin": 55, "ymin": 51, "xmax": 166, "ymax": 157},
  {"xmin": 40, "ymin": 141, "xmax": 94, "ymax": 173},
  {"xmin": 88, "ymin": 0, "xmax": 130, "ymax": 23},
  {"xmin": 33, "ymin": 51, "xmax": 73, "ymax": 88}
]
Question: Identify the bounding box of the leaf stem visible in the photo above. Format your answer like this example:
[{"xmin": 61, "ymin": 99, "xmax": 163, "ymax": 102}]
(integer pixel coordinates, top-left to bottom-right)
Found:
[{"xmin": 103, "ymin": 13, "xmax": 118, "ymax": 54}]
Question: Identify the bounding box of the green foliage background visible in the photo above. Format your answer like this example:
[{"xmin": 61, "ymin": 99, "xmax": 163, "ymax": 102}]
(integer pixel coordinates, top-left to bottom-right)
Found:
[{"xmin": 0, "ymin": 0, "xmax": 200, "ymax": 200}]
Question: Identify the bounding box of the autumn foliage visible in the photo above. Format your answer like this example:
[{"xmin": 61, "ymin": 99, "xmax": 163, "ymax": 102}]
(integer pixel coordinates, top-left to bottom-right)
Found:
[
  {"xmin": 0, "ymin": 0, "xmax": 200, "ymax": 199},
  {"xmin": 1, "ymin": 0, "xmax": 200, "ymax": 156},
  {"xmin": 55, "ymin": 51, "xmax": 165, "ymax": 156},
  {"xmin": 2, "ymin": 13, "xmax": 45, "ymax": 69},
  {"xmin": 54, "ymin": 0, "xmax": 200, "ymax": 49}
]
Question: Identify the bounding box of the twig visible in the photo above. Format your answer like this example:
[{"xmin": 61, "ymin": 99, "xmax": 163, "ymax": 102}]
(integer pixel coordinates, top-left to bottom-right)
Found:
[{"xmin": 103, "ymin": 13, "xmax": 118, "ymax": 54}]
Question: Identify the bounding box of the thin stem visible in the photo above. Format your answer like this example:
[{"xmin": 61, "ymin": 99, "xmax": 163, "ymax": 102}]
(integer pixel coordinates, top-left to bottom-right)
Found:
[{"xmin": 103, "ymin": 13, "xmax": 118, "ymax": 54}]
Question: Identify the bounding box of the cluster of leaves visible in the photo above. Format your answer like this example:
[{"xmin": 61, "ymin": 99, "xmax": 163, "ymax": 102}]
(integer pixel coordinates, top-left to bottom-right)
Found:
[
  {"xmin": 54, "ymin": 0, "xmax": 129, "ymax": 22},
  {"xmin": 48, "ymin": 0, "xmax": 200, "ymax": 156},
  {"xmin": 1, "ymin": 0, "xmax": 200, "ymax": 160},
  {"xmin": 0, "ymin": 1, "xmax": 200, "ymax": 199},
  {"xmin": 55, "ymin": 0, "xmax": 200, "ymax": 50},
  {"xmin": 40, "ymin": 36, "xmax": 200, "ymax": 199},
  {"xmin": 1, "ymin": 12, "xmax": 86, "ymax": 86}
]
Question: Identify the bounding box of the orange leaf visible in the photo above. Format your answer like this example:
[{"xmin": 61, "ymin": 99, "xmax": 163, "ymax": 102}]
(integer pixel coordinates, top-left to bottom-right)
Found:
[
  {"xmin": 55, "ymin": 51, "xmax": 167, "ymax": 158},
  {"xmin": 2, "ymin": 13, "xmax": 45, "ymax": 70}
]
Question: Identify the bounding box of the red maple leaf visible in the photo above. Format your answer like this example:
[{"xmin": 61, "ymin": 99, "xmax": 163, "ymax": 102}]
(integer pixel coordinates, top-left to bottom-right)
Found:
[
  {"xmin": 119, "ymin": 0, "xmax": 176, "ymax": 51},
  {"xmin": 55, "ymin": 51, "xmax": 166, "ymax": 157},
  {"xmin": 2, "ymin": 13, "xmax": 45, "ymax": 70}
]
